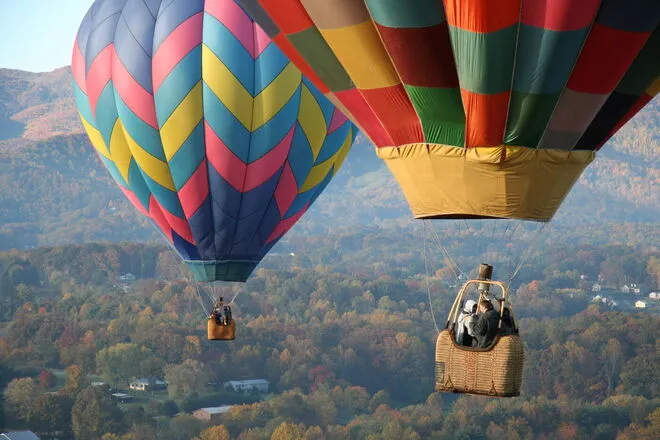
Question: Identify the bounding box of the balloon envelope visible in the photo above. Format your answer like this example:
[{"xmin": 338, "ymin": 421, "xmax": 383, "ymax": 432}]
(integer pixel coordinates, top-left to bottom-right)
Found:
[
  {"xmin": 73, "ymin": 0, "xmax": 356, "ymax": 282},
  {"xmin": 238, "ymin": 0, "xmax": 659, "ymax": 221}
]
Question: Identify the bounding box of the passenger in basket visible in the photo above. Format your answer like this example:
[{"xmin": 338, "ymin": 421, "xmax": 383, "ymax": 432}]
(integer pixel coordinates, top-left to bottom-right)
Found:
[
  {"xmin": 469, "ymin": 299, "xmax": 500, "ymax": 348},
  {"xmin": 498, "ymin": 307, "xmax": 516, "ymax": 336},
  {"xmin": 456, "ymin": 300, "xmax": 478, "ymax": 346}
]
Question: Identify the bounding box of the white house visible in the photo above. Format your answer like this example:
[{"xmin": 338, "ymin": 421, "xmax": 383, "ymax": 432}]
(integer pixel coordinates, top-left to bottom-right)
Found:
[
  {"xmin": 635, "ymin": 300, "xmax": 647, "ymax": 309},
  {"xmin": 129, "ymin": 377, "xmax": 167, "ymax": 391},
  {"xmin": 649, "ymin": 292, "xmax": 659, "ymax": 300},
  {"xmin": 223, "ymin": 379, "xmax": 270, "ymax": 394}
]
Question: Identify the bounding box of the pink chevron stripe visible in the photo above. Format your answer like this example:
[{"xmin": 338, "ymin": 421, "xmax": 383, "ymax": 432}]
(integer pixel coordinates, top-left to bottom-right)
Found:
[
  {"xmin": 205, "ymin": 122, "xmax": 246, "ymax": 190},
  {"xmin": 274, "ymin": 162, "xmax": 297, "ymax": 215},
  {"xmin": 71, "ymin": 39, "xmax": 87, "ymax": 92},
  {"xmin": 118, "ymin": 186, "xmax": 149, "ymax": 216},
  {"xmin": 148, "ymin": 196, "xmax": 173, "ymax": 240},
  {"xmin": 113, "ymin": 49, "xmax": 159, "ymax": 129},
  {"xmin": 328, "ymin": 109, "xmax": 348, "ymax": 134},
  {"xmin": 266, "ymin": 202, "xmax": 310, "ymax": 244},
  {"xmin": 86, "ymin": 44, "xmax": 114, "ymax": 117},
  {"xmin": 254, "ymin": 23, "xmax": 272, "ymax": 58},
  {"xmin": 179, "ymin": 159, "xmax": 210, "ymax": 219},
  {"xmin": 152, "ymin": 197, "xmax": 195, "ymax": 244},
  {"xmin": 153, "ymin": 12, "xmax": 203, "ymax": 91},
  {"xmin": 244, "ymin": 127, "xmax": 294, "ymax": 191},
  {"xmin": 205, "ymin": 0, "xmax": 256, "ymax": 57}
]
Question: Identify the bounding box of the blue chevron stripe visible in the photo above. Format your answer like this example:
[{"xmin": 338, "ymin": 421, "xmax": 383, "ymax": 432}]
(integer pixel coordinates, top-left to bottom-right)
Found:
[
  {"xmin": 168, "ymin": 121, "xmax": 205, "ymax": 190},
  {"xmin": 154, "ymin": 45, "xmax": 202, "ymax": 125},
  {"xmin": 202, "ymin": 83, "xmax": 251, "ymax": 161},
  {"xmin": 114, "ymin": 89, "xmax": 166, "ymax": 161},
  {"xmin": 248, "ymin": 89, "xmax": 301, "ymax": 162},
  {"xmin": 203, "ymin": 12, "xmax": 255, "ymax": 94}
]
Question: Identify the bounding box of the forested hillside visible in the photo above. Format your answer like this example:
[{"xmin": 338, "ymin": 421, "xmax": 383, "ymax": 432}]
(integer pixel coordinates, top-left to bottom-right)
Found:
[{"xmin": 0, "ymin": 238, "xmax": 658, "ymax": 439}]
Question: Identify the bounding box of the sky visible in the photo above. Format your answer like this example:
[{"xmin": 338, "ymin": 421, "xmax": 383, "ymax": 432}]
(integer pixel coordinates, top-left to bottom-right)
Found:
[{"xmin": 0, "ymin": 0, "xmax": 92, "ymax": 72}]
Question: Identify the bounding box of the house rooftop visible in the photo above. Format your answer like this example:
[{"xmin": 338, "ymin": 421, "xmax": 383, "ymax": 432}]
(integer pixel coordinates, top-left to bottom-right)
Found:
[
  {"xmin": 224, "ymin": 379, "xmax": 270, "ymax": 385},
  {"xmin": 1, "ymin": 431, "xmax": 40, "ymax": 440},
  {"xmin": 198, "ymin": 405, "xmax": 234, "ymax": 415}
]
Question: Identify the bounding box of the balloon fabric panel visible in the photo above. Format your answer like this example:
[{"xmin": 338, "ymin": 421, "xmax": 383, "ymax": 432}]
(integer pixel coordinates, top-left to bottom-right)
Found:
[
  {"xmin": 243, "ymin": 0, "xmax": 659, "ymax": 151},
  {"xmin": 73, "ymin": 0, "xmax": 356, "ymax": 282}
]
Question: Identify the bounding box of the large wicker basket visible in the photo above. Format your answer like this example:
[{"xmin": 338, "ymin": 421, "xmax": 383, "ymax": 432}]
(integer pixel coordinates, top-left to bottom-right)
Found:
[
  {"xmin": 207, "ymin": 319, "xmax": 236, "ymax": 340},
  {"xmin": 435, "ymin": 330, "xmax": 524, "ymax": 397},
  {"xmin": 435, "ymin": 278, "xmax": 524, "ymax": 397}
]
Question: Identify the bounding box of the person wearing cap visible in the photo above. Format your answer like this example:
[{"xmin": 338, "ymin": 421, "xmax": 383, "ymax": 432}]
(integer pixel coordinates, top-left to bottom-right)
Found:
[{"xmin": 469, "ymin": 299, "xmax": 501, "ymax": 348}]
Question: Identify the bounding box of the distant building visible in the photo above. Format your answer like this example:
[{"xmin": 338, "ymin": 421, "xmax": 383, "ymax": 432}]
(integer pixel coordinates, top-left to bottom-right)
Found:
[
  {"xmin": 592, "ymin": 283, "xmax": 602, "ymax": 292},
  {"xmin": 129, "ymin": 377, "xmax": 167, "ymax": 391},
  {"xmin": 0, "ymin": 432, "xmax": 40, "ymax": 440},
  {"xmin": 192, "ymin": 406, "xmax": 234, "ymax": 422},
  {"xmin": 635, "ymin": 300, "xmax": 647, "ymax": 309},
  {"xmin": 622, "ymin": 284, "xmax": 641, "ymax": 294},
  {"xmin": 649, "ymin": 292, "xmax": 659, "ymax": 300},
  {"xmin": 111, "ymin": 393, "xmax": 134, "ymax": 403},
  {"xmin": 118, "ymin": 273, "xmax": 137, "ymax": 282},
  {"xmin": 223, "ymin": 379, "xmax": 270, "ymax": 394}
]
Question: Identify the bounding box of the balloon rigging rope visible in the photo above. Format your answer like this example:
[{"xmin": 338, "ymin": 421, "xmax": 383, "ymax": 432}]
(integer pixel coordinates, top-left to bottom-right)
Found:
[
  {"xmin": 427, "ymin": 221, "xmax": 465, "ymax": 279},
  {"xmin": 423, "ymin": 221, "xmax": 441, "ymax": 334},
  {"xmin": 507, "ymin": 222, "xmax": 548, "ymax": 287},
  {"xmin": 194, "ymin": 282, "xmax": 210, "ymax": 316}
]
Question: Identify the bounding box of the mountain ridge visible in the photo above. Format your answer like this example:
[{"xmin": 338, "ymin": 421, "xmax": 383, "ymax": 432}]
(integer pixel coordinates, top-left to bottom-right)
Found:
[{"xmin": 0, "ymin": 68, "xmax": 657, "ymax": 251}]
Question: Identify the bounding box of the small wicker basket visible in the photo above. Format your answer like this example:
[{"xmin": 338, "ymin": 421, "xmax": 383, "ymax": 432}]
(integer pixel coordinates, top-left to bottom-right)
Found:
[
  {"xmin": 207, "ymin": 319, "xmax": 236, "ymax": 340},
  {"xmin": 435, "ymin": 279, "xmax": 524, "ymax": 397}
]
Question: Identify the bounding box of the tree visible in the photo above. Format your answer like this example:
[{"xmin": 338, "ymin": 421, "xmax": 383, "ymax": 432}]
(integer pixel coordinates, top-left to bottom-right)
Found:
[
  {"xmin": 5, "ymin": 377, "xmax": 37, "ymax": 422},
  {"xmin": 602, "ymin": 338, "xmax": 623, "ymax": 396},
  {"xmin": 271, "ymin": 422, "xmax": 306, "ymax": 440},
  {"xmin": 38, "ymin": 369, "xmax": 55, "ymax": 389},
  {"xmin": 96, "ymin": 343, "xmax": 152, "ymax": 386},
  {"xmin": 29, "ymin": 393, "xmax": 73, "ymax": 438},
  {"xmin": 164, "ymin": 360, "xmax": 208, "ymax": 401},
  {"xmin": 71, "ymin": 386, "xmax": 124, "ymax": 440},
  {"xmin": 196, "ymin": 425, "xmax": 231, "ymax": 440},
  {"xmin": 64, "ymin": 364, "xmax": 87, "ymax": 397}
]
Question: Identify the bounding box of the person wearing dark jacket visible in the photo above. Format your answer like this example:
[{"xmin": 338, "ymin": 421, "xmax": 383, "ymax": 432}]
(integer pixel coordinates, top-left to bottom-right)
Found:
[{"xmin": 469, "ymin": 299, "xmax": 501, "ymax": 348}]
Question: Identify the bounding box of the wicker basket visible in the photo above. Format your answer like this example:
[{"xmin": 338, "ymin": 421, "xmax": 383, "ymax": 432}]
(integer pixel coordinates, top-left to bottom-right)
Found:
[
  {"xmin": 207, "ymin": 319, "xmax": 236, "ymax": 340},
  {"xmin": 435, "ymin": 330, "xmax": 524, "ymax": 396},
  {"xmin": 435, "ymin": 279, "xmax": 525, "ymax": 397}
]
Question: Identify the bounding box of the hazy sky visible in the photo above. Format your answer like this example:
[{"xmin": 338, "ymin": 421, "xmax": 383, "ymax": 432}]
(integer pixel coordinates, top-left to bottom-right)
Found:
[{"xmin": 0, "ymin": 0, "xmax": 92, "ymax": 72}]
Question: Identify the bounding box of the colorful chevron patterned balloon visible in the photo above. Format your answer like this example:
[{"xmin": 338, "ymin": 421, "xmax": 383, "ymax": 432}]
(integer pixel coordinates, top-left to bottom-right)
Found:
[{"xmin": 72, "ymin": 0, "xmax": 356, "ymax": 282}]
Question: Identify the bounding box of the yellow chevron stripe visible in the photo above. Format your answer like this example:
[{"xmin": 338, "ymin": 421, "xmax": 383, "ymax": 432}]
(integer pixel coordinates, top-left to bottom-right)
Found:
[
  {"xmin": 298, "ymin": 84, "xmax": 326, "ymax": 160},
  {"xmin": 160, "ymin": 81, "xmax": 203, "ymax": 161},
  {"xmin": 109, "ymin": 120, "xmax": 133, "ymax": 182},
  {"xmin": 79, "ymin": 114, "xmax": 111, "ymax": 159},
  {"xmin": 202, "ymin": 44, "xmax": 253, "ymax": 129},
  {"xmin": 252, "ymin": 63, "xmax": 302, "ymax": 130},
  {"xmin": 300, "ymin": 127, "xmax": 354, "ymax": 192},
  {"xmin": 123, "ymin": 127, "xmax": 175, "ymax": 191}
]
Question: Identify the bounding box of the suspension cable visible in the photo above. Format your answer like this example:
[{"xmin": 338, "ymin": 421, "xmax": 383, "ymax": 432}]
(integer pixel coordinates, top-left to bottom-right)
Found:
[
  {"xmin": 427, "ymin": 221, "xmax": 465, "ymax": 279},
  {"xmin": 507, "ymin": 222, "xmax": 548, "ymax": 287},
  {"xmin": 423, "ymin": 221, "xmax": 441, "ymax": 333}
]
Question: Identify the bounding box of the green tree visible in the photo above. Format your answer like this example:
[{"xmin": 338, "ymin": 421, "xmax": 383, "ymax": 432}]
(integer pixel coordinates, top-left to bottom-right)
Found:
[
  {"xmin": 5, "ymin": 377, "xmax": 38, "ymax": 422},
  {"xmin": 71, "ymin": 386, "xmax": 124, "ymax": 440},
  {"xmin": 163, "ymin": 360, "xmax": 207, "ymax": 401},
  {"xmin": 29, "ymin": 393, "xmax": 73, "ymax": 438}
]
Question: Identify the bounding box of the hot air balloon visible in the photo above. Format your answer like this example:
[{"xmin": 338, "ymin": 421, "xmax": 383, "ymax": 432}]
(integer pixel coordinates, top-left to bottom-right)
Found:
[
  {"xmin": 237, "ymin": 0, "xmax": 659, "ymax": 393},
  {"xmin": 72, "ymin": 0, "xmax": 356, "ymax": 339}
]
